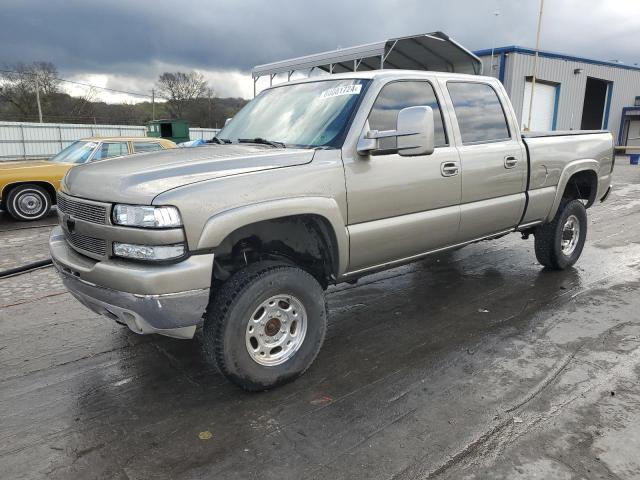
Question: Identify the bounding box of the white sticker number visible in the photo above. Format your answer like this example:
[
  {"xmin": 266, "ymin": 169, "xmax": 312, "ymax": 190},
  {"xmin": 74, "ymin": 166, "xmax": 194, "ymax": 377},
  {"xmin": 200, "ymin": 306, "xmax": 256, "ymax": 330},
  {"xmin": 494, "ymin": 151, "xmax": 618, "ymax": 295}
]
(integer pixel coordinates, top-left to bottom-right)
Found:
[{"xmin": 319, "ymin": 84, "xmax": 362, "ymax": 99}]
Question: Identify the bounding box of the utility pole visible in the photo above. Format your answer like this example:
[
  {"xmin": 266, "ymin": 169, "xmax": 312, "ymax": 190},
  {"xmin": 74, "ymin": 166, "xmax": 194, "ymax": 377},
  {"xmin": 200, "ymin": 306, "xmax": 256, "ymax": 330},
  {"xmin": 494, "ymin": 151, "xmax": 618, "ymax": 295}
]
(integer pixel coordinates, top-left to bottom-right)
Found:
[
  {"xmin": 34, "ymin": 73, "xmax": 43, "ymax": 123},
  {"xmin": 526, "ymin": 0, "xmax": 545, "ymax": 131},
  {"xmin": 151, "ymin": 88, "xmax": 156, "ymax": 121},
  {"xmin": 489, "ymin": 9, "xmax": 501, "ymax": 76}
]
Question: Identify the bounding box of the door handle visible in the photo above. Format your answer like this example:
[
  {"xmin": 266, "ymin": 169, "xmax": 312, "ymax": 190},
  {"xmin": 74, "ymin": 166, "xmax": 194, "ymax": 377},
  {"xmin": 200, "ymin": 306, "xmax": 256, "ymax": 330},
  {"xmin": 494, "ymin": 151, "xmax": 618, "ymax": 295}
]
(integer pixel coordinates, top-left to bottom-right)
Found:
[
  {"xmin": 440, "ymin": 161, "xmax": 460, "ymax": 177},
  {"xmin": 504, "ymin": 156, "xmax": 518, "ymax": 168}
]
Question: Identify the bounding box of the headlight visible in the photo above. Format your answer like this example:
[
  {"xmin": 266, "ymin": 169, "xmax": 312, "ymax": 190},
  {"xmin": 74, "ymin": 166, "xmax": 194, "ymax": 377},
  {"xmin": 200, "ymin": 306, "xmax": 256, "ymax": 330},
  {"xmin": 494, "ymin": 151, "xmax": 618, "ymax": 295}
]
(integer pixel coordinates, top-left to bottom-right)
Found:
[
  {"xmin": 113, "ymin": 242, "xmax": 186, "ymax": 261},
  {"xmin": 113, "ymin": 204, "xmax": 182, "ymax": 228}
]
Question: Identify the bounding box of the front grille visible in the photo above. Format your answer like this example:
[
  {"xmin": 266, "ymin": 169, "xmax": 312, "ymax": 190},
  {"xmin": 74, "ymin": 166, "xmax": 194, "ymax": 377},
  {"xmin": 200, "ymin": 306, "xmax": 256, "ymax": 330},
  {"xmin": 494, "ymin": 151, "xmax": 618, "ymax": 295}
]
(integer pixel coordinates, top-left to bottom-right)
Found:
[
  {"xmin": 66, "ymin": 231, "xmax": 107, "ymax": 257},
  {"xmin": 57, "ymin": 193, "xmax": 108, "ymax": 224}
]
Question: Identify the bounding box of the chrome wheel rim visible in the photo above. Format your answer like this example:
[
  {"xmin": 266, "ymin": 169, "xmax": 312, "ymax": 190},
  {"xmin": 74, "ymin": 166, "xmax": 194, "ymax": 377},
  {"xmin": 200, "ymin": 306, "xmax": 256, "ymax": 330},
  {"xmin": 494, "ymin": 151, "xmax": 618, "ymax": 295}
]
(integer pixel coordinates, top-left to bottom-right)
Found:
[
  {"xmin": 17, "ymin": 191, "xmax": 44, "ymax": 216},
  {"xmin": 561, "ymin": 215, "xmax": 580, "ymax": 256},
  {"xmin": 245, "ymin": 294, "xmax": 307, "ymax": 366}
]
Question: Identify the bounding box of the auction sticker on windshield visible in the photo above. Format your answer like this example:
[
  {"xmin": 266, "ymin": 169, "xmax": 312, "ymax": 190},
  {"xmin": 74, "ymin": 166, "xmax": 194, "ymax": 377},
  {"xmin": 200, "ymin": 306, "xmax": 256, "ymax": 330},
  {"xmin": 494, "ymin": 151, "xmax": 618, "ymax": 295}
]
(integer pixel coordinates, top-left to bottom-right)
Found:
[{"xmin": 319, "ymin": 84, "xmax": 362, "ymax": 99}]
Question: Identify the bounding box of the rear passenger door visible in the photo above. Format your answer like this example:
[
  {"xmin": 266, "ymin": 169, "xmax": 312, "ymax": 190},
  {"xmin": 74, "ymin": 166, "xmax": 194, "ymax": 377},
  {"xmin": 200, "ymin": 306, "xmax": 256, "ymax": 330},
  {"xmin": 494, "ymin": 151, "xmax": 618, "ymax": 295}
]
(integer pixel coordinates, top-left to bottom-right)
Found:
[{"xmin": 445, "ymin": 81, "xmax": 526, "ymax": 241}]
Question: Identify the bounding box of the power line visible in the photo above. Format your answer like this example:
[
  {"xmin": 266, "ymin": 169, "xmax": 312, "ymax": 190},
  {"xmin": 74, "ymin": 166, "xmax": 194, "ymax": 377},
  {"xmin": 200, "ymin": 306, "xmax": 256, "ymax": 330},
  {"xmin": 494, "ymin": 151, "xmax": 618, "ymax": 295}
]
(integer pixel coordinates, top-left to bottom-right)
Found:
[{"xmin": 0, "ymin": 68, "xmax": 167, "ymax": 100}]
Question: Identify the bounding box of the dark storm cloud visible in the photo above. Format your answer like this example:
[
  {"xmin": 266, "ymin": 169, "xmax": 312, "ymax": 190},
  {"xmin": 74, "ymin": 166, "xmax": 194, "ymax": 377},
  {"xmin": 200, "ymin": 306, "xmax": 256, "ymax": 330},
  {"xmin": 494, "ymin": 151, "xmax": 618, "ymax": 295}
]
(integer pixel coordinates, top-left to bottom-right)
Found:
[{"xmin": 1, "ymin": 0, "xmax": 638, "ymax": 97}]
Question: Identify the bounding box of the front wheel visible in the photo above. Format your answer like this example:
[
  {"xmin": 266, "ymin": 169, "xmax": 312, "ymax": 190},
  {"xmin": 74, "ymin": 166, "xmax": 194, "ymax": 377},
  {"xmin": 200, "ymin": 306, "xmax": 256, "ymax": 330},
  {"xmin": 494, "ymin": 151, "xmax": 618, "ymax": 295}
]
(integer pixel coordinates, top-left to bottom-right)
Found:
[
  {"xmin": 6, "ymin": 184, "xmax": 52, "ymax": 221},
  {"xmin": 534, "ymin": 199, "xmax": 587, "ymax": 270},
  {"xmin": 203, "ymin": 261, "xmax": 327, "ymax": 391}
]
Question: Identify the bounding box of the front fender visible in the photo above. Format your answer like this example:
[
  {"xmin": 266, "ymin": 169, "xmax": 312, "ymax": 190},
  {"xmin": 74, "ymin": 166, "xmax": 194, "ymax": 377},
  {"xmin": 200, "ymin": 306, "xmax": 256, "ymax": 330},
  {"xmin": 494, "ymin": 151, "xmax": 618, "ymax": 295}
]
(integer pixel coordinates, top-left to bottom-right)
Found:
[
  {"xmin": 196, "ymin": 196, "xmax": 350, "ymax": 276},
  {"xmin": 545, "ymin": 159, "xmax": 599, "ymax": 222}
]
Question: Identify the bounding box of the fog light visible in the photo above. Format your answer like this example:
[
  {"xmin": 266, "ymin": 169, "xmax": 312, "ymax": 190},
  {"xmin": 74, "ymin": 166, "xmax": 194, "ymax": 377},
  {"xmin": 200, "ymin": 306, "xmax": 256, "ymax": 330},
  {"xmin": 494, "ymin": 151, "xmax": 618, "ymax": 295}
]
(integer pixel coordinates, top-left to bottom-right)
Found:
[{"xmin": 113, "ymin": 242, "xmax": 185, "ymax": 261}]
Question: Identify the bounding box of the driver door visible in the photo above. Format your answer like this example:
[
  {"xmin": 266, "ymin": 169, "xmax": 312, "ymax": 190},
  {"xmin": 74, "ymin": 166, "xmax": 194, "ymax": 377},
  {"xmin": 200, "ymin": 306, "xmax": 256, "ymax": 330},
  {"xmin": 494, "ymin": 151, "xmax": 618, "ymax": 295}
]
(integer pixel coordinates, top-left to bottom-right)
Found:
[{"xmin": 344, "ymin": 80, "xmax": 462, "ymax": 272}]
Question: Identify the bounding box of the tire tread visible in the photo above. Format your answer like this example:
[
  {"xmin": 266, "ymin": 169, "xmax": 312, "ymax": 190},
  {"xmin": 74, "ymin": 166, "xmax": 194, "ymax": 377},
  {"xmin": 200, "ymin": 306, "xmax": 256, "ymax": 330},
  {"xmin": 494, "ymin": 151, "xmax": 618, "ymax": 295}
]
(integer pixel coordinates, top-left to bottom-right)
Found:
[
  {"xmin": 203, "ymin": 261, "xmax": 326, "ymax": 391},
  {"xmin": 534, "ymin": 199, "xmax": 586, "ymax": 270}
]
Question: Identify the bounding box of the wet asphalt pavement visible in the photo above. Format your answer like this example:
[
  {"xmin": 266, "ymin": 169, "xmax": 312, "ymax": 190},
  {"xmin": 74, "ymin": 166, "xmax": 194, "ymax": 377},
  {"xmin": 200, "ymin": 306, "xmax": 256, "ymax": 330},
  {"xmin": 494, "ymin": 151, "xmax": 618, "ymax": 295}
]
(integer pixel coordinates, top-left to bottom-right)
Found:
[{"xmin": 1, "ymin": 161, "xmax": 640, "ymax": 479}]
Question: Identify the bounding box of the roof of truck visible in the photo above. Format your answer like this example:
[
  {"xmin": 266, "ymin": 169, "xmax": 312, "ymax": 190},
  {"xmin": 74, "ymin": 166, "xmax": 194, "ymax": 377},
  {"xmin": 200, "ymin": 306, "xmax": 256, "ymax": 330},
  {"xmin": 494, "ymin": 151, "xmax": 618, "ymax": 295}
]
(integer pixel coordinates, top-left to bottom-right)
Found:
[{"xmin": 267, "ymin": 69, "xmax": 497, "ymax": 85}]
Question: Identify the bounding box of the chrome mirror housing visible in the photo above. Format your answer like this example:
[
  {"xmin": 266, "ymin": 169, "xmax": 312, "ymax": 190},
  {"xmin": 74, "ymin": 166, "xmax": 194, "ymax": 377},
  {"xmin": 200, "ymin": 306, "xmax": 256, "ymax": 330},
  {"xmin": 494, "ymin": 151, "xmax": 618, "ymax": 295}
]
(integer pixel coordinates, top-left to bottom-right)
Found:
[
  {"xmin": 397, "ymin": 106, "xmax": 435, "ymax": 156},
  {"xmin": 357, "ymin": 106, "xmax": 435, "ymax": 156}
]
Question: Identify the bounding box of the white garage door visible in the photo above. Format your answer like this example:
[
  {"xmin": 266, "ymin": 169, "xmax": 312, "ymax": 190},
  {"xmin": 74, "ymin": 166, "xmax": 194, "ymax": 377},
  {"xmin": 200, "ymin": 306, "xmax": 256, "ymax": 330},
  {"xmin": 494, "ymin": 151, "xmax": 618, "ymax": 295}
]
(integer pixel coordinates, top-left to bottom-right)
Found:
[{"xmin": 521, "ymin": 80, "xmax": 557, "ymax": 131}]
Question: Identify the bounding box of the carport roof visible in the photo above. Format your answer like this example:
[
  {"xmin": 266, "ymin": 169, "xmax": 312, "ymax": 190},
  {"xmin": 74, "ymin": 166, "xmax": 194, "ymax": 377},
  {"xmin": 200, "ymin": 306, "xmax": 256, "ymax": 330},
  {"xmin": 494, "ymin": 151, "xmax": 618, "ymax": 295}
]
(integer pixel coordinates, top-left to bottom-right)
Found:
[{"xmin": 252, "ymin": 31, "xmax": 483, "ymax": 81}]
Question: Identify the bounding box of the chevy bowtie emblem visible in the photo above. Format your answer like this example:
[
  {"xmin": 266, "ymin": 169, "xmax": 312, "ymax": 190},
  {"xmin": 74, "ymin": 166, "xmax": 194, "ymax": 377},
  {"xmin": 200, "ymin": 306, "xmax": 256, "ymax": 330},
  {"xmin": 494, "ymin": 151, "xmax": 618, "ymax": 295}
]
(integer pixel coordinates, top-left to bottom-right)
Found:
[{"xmin": 64, "ymin": 214, "xmax": 76, "ymax": 233}]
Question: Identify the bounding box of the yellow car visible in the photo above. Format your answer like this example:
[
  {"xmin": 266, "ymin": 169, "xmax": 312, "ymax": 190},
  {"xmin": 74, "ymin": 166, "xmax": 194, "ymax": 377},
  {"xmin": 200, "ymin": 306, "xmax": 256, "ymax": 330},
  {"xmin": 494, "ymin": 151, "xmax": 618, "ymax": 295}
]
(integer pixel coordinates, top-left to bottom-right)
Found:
[{"xmin": 0, "ymin": 137, "xmax": 176, "ymax": 221}]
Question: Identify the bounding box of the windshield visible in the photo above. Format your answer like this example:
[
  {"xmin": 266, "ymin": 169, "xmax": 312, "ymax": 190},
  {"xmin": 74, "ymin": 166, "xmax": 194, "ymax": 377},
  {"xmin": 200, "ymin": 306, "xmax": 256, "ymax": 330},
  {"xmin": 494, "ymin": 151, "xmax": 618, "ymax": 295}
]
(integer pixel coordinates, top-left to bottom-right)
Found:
[
  {"xmin": 49, "ymin": 141, "xmax": 97, "ymax": 164},
  {"xmin": 217, "ymin": 79, "xmax": 369, "ymax": 148}
]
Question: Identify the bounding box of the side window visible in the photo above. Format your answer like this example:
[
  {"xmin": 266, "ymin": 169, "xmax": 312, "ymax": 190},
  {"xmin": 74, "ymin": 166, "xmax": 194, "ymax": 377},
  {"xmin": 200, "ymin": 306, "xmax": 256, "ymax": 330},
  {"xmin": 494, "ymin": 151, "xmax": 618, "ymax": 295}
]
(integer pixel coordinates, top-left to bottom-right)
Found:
[
  {"xmin": 133, "ymin": 142, "xmax": 163, "ymax": 153},
  {"xmin": 447, "ymin": 82, "xmax": 511, "ymax": 144},
  {"xmin": 368, "ymin": 81, "xmax": 448, "ymax": 150},
  {"xmin": 92, "ymin": 142, "xmax": 129, "ymax": 161}
]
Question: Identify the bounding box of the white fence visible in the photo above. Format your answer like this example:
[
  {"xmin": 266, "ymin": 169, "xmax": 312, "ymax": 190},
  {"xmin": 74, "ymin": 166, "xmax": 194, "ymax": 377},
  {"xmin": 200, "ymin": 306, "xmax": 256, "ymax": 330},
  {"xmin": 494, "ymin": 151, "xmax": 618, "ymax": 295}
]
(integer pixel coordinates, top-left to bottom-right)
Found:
[
  {"xmin": 0, "ymin": 121, "xmax": 220, "ymax": 161},
  {"xmin": 189, "ymin": 128, "xmax": 220, "ymax": 141}
]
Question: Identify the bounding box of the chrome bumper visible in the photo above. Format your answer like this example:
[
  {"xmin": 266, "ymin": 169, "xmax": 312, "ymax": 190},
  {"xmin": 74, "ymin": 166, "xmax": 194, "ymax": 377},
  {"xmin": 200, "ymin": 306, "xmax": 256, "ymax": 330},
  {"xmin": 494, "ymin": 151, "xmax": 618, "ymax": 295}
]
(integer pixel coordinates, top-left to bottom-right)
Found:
[{"xmin": 49, "ymin": 227, "xmax": 212, "ymax": 339}]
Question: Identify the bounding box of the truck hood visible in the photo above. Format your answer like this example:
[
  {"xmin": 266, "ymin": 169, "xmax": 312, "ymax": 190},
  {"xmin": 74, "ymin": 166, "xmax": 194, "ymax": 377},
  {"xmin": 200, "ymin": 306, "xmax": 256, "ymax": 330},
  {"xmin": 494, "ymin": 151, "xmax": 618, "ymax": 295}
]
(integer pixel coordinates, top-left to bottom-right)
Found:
[{"xmin": 62, "ymin": 144, "xmax": 315, "ymax": 204}]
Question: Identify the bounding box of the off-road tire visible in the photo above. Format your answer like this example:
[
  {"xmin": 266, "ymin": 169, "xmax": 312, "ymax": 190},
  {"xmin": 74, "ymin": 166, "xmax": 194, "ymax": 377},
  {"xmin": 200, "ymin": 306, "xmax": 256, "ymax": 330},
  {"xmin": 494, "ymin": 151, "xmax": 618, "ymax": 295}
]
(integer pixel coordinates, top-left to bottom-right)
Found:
[
  {"xmin": 203, "ymin": 261, "xmax": 327, "ymax": 391},
  {"xmin": 534, "ymin": 199, "xmax": 587, "ymax": 270},
  {"xmin": 6, "ymin": 184, "xmax": 52, "ymax": 221}
]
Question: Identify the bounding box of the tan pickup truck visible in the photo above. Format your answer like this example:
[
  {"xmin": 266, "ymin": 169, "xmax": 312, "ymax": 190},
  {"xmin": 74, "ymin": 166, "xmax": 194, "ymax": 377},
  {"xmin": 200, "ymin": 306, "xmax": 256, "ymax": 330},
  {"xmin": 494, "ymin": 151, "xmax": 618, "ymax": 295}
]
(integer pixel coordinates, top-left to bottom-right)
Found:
[{"xmin": 49, "ymin": 71, "xmax": 614, "ymax": 390}]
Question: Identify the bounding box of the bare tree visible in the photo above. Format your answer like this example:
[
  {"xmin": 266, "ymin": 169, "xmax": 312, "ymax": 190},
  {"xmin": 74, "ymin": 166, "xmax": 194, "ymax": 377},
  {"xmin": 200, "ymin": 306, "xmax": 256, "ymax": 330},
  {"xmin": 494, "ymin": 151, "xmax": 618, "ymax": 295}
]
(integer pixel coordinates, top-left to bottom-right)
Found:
[
  {"xmin": 0, "ymin": 62, "xmax": 60, "ymax": 118},
  {"xmin": 70, "ymin": 86, "xmax": 98, "ymax": 121},
  {"xmin": 156, "ymin": 71, "xmax": 208, "ymax": 118}
]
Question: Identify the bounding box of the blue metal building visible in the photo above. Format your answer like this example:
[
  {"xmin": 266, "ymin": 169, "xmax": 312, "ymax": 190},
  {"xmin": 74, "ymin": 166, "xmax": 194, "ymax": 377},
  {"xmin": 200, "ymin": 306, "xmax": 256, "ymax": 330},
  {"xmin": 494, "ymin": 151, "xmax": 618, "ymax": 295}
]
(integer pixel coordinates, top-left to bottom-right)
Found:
[{"xmin": 474, "ymin": 46, "xmax": 640, "ymax": 145}]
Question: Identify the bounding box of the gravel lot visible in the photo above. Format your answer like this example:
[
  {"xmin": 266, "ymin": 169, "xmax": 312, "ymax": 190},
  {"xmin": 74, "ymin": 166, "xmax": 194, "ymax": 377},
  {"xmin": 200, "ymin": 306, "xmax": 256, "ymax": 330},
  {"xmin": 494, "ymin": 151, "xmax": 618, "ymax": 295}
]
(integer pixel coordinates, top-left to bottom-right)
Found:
[{"xmin": 1, "ymin": 161, "xmax": 639, "ymax": 479}]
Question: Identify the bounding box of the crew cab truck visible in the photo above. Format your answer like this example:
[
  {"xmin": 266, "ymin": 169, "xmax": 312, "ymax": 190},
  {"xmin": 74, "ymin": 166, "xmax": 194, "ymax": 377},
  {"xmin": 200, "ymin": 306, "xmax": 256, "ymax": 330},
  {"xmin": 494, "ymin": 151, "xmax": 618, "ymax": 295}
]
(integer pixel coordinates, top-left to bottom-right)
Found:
[{"xmin": 49, "ymin": 71, "xmax": 614, "ymax": 390}]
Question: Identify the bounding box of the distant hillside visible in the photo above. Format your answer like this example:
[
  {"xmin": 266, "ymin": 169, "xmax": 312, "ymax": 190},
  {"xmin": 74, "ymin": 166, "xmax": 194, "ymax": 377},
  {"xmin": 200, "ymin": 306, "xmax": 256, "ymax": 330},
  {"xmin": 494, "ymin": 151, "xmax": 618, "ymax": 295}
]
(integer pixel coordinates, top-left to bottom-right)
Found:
[{"xmin": 0, "ymin": 91, "xmax": 248, "ymax": 129}]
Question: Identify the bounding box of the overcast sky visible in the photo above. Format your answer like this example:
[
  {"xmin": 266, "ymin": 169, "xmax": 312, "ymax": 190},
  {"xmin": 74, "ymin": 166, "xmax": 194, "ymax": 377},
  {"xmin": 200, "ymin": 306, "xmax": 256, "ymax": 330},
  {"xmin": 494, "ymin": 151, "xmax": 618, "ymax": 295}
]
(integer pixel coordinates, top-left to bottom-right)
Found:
[{"xmin": 2, "ymin": 0, "xmax": 638, "ymax": 102}]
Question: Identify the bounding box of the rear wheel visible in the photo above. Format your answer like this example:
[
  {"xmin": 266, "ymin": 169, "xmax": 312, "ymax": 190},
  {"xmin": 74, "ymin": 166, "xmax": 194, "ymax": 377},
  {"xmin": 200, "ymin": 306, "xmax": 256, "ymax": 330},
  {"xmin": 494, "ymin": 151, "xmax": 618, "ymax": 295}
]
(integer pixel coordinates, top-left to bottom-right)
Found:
[
  {"xmin": 203, "ymin": 261, "xmax": 327, "ymax": 391},
  {"xmin": 6, "ymin": 184, "xmax": 52, "ymax": 221},
  {"xmin": 534, "ymin": 199, "xmax": 587, "ymax": 269}
]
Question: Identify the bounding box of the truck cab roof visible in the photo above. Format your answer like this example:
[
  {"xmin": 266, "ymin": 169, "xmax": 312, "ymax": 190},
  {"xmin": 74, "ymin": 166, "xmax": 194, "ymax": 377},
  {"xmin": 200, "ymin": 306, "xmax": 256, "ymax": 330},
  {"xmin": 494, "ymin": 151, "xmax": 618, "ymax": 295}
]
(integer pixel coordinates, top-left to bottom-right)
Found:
[{"xmin": 269, "ymin": 70, "xmax": 498, "ymax": 87}]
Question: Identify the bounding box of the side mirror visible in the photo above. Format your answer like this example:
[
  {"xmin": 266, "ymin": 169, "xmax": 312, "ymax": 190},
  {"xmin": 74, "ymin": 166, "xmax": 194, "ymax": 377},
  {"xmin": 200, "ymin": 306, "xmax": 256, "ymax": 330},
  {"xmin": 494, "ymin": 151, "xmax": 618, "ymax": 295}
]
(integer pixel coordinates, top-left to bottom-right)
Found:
[
  {"xmin": 357, "ymin": 106, "xmax": 435, "ymax": 157},
  {"xmin": 225, "ymin": 117, "xmax": 233, "ymax": 126},
  {"xmin": 397, "ymin": 106, "xmax": 435, "ymax": 156}
]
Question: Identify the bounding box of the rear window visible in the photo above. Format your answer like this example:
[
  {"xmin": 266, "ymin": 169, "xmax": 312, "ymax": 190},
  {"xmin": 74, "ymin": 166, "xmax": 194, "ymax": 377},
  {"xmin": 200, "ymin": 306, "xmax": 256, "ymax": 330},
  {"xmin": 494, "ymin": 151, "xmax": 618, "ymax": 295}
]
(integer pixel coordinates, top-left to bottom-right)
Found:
[
  {"xmin": 447, "ymin": 82, "xmax": 510, "ymax": 144},
  {"xmin": 133, "ymin": 142, "xmax": 163, "ymax": 153}
]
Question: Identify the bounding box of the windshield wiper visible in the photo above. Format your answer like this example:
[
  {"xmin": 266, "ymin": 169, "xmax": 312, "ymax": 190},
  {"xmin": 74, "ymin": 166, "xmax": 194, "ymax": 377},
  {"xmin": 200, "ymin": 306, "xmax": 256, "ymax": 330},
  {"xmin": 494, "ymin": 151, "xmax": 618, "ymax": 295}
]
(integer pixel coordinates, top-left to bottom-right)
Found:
[
  {"xmin": 237, "ymin": 137, "xmax": 286, "ymax": 148},
  {"xmin": 209, "ymin": 137, "xmax": 231, "ymax": 144}
]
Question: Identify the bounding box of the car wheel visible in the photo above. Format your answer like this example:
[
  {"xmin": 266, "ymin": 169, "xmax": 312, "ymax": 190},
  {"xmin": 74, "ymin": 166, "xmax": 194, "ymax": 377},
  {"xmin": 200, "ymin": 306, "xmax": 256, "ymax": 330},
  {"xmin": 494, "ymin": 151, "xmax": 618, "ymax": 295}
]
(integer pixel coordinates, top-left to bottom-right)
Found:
[
  {"xmin": 534, "ymin": 199, "xmax": 587, "ymax": 270},
  {"xmin": 6, "ymin": 184, "xmax": 52, "ymax": 221},
  {"xmin": 203, "ymin": 261, "xmax": 327, "ymax": 391}
]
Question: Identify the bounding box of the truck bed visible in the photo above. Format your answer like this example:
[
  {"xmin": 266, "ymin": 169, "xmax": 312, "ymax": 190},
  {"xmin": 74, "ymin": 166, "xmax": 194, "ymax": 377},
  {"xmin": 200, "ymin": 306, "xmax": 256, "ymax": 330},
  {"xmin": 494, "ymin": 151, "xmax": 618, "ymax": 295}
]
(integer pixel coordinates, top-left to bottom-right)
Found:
[
  {"xmin": 519, "ymin": 130, "xmax": 614, "ymax": 226},
  {"xmin": 522, "ymin": 130, "xmax": 608, "ymax": 139}
]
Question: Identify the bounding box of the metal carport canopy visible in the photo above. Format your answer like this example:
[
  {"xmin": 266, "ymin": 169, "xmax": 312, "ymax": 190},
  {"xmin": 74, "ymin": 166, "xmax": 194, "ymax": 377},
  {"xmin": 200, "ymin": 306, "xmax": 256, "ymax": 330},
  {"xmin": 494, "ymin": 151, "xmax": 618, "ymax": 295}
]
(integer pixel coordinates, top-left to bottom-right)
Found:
[{"xmin": 251, "ymin": 31, "xmax": 482, "ymax": 93}]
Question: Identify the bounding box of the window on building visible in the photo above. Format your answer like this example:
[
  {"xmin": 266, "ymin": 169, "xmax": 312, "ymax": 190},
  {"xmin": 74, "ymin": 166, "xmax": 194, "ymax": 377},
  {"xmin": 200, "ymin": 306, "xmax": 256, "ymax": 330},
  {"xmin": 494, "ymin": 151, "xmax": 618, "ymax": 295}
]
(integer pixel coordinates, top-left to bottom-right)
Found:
[
  {"xmin": 368, "ymin": 81, "xmax": 448, "ymax": 150},
  {"xmin": 447, "ymin": 82, "xmax": 511, "ymax": 144}
]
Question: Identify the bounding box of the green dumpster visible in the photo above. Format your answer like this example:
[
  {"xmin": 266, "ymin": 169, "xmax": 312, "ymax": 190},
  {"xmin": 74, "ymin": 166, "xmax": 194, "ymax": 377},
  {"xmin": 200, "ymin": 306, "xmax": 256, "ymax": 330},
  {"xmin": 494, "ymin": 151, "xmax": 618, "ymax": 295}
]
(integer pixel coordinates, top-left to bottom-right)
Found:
[{"xmin": 147, "ymin": 119, "xmax": 190, "ymax": 144}]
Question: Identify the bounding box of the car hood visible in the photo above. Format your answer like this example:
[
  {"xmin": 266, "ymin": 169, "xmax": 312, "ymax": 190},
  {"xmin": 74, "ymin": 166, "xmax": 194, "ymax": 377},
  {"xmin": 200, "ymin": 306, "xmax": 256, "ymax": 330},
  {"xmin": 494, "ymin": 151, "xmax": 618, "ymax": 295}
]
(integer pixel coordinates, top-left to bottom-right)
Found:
[
  {"xmin": 0, "ymin": 160, "xmax": 72, "ymax": 173},
  {"xmin": 62, "ymin": 144, "xmax": 315, "ymax": 204}
]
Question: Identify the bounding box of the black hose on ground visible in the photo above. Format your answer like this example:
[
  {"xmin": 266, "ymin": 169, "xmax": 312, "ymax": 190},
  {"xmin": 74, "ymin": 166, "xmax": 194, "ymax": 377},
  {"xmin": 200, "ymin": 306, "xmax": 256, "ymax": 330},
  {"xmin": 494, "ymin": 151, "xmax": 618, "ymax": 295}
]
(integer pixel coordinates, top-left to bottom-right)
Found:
[{"xmin": 0, "ymin": 258, "xmax": 53, "ymax": 279}]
